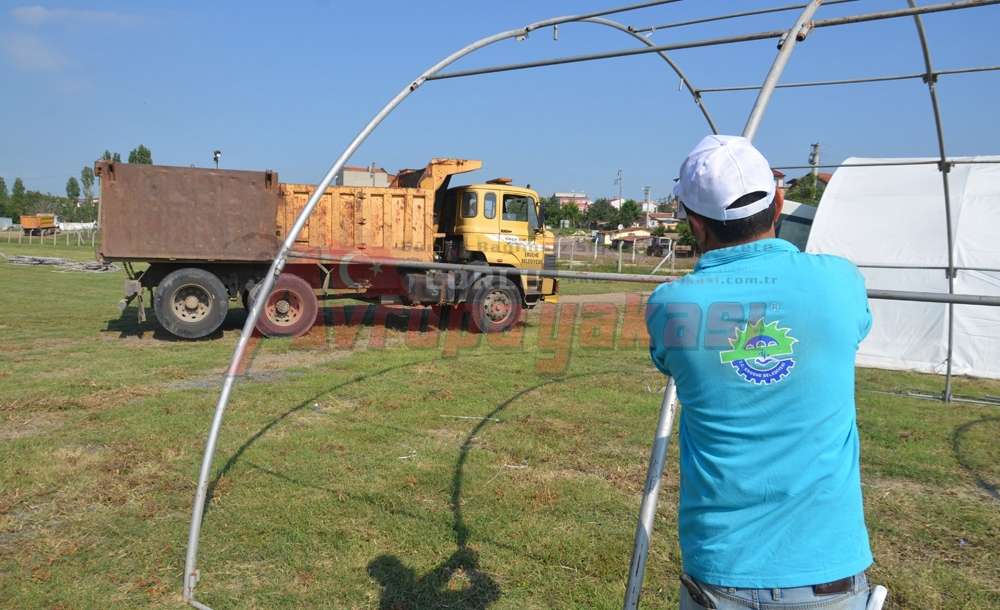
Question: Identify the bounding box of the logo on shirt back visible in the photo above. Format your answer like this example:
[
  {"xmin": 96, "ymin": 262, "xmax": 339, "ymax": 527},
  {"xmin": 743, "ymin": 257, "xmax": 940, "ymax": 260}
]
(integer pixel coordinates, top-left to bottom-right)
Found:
[{"xmin": 719, "ymin": 320, "xmax": 798, "ymax": 385}]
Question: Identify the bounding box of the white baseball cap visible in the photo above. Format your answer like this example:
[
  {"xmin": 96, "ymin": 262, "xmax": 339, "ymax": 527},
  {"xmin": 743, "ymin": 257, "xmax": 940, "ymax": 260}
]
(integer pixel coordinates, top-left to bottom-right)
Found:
[{"xmin": 673, "ymin": 135, "xmax": 776, "ymax": 221}]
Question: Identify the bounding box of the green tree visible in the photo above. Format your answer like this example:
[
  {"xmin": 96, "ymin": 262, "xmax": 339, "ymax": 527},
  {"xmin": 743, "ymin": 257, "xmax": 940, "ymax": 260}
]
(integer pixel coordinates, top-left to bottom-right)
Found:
[
  {"xmin": 102, "ymin": 150, "xmax": 122, "ymax": 162},
  {"xmin": 560, "ymin": 202, "xmax": 582, "ymax": 228},
  {"xmin": 66, "ymin": 177, "xmax": 81, "ymax": 201},
  {"xmin": 785, "ymin": 173, "xmax": 825, "ymax": 206},
  {"xmin": 677, "ymin": 221, "xmax": 697, "ymax": 248},
  {"xmin": 128, "ymin": 144, "xmax": 153, "ymax": 164},
  {"xmin": 585, "ymin": 198, "xmax": 616, "ymax": 225},
  {"xmin": 539, "ymin": 195, "xmax": 562, "ymax": 227},
  {"xmin": 651, "ymin": 224, "xmax": 667, "ymax": 237},
  {"xmin": 81, "ymin": 166, "xmax": 95, "ymax": 202},
  {"xmin": 0, "ymin": 177, "xmax": 7, "ymax": 217},
  {"xmin": 617, "ymin": 199, "xmax": 642, "ymax": 227},
  {"xmin": 11, "ymin": 178, "xmax": 26, "ymax": 221}
]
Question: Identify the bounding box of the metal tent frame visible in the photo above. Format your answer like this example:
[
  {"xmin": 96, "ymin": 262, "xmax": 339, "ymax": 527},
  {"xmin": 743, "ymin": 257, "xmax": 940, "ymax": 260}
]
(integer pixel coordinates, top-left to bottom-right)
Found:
[{"xmin": 182, "ymin": 1, "xmax": 1000, "ymax": 608}]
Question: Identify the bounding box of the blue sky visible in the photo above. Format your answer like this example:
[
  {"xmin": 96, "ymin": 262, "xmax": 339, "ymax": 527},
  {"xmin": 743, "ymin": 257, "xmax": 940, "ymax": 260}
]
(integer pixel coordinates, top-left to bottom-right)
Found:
[{"xmin": 2, "ymin": 0, "xmax": 999, "ymax": 201}]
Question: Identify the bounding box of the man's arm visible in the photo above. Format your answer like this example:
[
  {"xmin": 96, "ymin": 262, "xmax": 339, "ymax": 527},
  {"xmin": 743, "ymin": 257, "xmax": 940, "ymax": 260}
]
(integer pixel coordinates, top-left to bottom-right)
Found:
[
  {"xmin": 645, "ymin": 297, "xmax": 672, "ymax": 376},
  {"xmin": 855, "ymin": 267, "xmax": 873, "ymax": 344}
]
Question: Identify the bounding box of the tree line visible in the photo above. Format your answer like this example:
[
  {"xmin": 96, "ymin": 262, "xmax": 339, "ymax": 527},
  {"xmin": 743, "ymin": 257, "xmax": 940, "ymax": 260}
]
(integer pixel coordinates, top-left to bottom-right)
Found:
[
  {"xmin": 540, "ymin": 196, "xmax": 654, "ymax": 230},
  {"xmin": 1, "ymin": 144, "xmax": 152, "ymax": 224}
]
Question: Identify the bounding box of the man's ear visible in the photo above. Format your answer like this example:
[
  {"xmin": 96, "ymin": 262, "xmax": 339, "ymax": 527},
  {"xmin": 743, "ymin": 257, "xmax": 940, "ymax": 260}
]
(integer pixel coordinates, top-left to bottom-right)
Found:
[{"xmin": 773, "ymin": 188, "xmax": 785, "ymax": 223}]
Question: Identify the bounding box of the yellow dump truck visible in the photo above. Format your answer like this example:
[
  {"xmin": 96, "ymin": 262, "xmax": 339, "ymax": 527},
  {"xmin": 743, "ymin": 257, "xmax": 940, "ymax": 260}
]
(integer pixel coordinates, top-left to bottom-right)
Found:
[
  {"xmin": 21, "ymin": 214, "xmax": 58, "ymax": 236},
  {"xmin": 96, "ymin": 158, "xmax": 558, "ymax": 339}
]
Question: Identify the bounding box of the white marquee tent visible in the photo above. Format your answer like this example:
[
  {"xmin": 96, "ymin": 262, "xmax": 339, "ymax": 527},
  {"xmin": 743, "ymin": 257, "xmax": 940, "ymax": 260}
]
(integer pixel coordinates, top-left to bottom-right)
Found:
[{"xmin": 806, "ymin": 157, "xmax": 1000, "ymax": 380}]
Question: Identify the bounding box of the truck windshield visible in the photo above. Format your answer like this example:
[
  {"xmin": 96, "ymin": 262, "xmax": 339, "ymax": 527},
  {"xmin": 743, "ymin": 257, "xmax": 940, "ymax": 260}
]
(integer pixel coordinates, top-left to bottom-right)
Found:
[
  {"xmin": 502, "ymin": 194, "xmax": 539, "ymax": 231},
  {"xmin": 502, "ymin": 194, "xmax": 529, "ymax": 222}
]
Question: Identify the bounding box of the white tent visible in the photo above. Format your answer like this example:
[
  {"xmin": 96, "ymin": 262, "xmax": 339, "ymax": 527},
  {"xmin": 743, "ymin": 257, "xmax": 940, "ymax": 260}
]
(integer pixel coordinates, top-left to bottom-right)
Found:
[{"xmin": 806, "ymin": 157, "xmax": 1000, "ymax": 380}]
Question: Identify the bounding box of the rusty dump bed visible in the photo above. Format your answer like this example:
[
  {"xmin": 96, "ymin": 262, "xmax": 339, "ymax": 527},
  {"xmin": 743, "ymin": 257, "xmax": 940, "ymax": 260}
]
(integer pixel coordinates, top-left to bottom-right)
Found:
[
  {"xmin": 96, "ymin": 161, "xmax": 281, "ymax": 262},
  {"xmin": 96, "ymin": 158, "xmax": 481, "ymax": 264},
  {"xmin": 21, "ymin": 214, "xmax": 57, "ymax": 230}
]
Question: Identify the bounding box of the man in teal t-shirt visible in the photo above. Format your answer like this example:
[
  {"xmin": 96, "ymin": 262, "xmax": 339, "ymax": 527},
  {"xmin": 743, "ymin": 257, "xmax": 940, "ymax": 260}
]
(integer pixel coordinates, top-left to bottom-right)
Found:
[{"xmin": 646, "ymin": 135, "xmax": 876, "ymax": 609}]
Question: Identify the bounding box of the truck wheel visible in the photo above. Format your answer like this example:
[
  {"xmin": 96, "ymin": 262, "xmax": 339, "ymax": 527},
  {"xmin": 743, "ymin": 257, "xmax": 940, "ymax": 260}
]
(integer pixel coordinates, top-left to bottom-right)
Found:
[
  {"xmin": 154, "ymin": 267, "xmax": 230, "ymax": 339},
  {"xmin": 466, "ymin": 276, "xmax": 522, "ymax": 333},
  {"xmin": 252, "ymin": 273, "xmax": 318, "ymax": 338}
]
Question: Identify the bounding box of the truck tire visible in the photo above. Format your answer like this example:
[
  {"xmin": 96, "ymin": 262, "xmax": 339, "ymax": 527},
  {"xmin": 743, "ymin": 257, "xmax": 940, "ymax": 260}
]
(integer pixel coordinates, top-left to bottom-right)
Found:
[
  {"xmin": 465, "ymin": 275, "xmax": 522, "ymax": 333},
  {"xmin": 252, "ymin": 273, "xmax": 318, "ymax": 338},
  {"xmin": 153, "ymin": 267, "xmax": 230, "ymax": 339}
]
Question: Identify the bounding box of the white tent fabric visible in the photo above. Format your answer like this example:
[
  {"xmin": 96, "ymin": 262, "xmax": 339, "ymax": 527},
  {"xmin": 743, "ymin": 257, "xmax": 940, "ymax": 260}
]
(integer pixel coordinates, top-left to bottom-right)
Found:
[{"xmin": 806, "ymin": 156, "xmax": 1000, "ymax": 379}]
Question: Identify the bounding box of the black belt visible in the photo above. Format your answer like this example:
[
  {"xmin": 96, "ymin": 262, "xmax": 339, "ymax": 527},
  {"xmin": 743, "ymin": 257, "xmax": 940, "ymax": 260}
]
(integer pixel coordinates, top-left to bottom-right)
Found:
[{"xmin": 813, "ymin": 575, "xmax": 855, "ymax": 595}]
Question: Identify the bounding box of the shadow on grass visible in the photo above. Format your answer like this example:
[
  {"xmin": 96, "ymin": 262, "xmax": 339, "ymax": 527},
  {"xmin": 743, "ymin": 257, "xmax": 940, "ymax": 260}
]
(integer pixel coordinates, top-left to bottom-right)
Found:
[
  {"xmin": 367, "ymin": 549, "xmax": 500, "ymax": 610},
  {"xmin": 202, "ymin": 351, "xmax": 623, "ymax": 608},
  {"xmin": 104, "ymin": 306, "xmax": 245, "ymax": 341},
  {"xmin": 103, "ymin": 302, "xmax": 521, "ymax": 340},
  {"xmin": 952, "ymin": 416, "xmax": 1000, "ymax": 501},
  {"xmin": 204, "ymin": 359, "xmax": 435, "ymax": 509},
  {"xmin": 367, "ymin": 372, "xmax": 599, "ymax": 609}
]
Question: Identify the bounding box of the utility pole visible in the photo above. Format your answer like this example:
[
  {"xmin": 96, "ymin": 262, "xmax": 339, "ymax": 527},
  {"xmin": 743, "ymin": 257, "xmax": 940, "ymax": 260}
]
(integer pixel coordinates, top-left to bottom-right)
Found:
[
  {"xmin": 808, "ymin": 142, "xmax": 820, "ymax": 202},
  {"xmin": 615, "ymin": 169, "xmax": 623, "ymax": 208}
]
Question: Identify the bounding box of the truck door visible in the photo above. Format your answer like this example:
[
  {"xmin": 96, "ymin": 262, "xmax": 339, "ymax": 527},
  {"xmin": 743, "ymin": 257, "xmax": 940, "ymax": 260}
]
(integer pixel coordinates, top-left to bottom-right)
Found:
[{"xmin": 499, "ymin": 193, "xmax": 543, "ymax": 292}]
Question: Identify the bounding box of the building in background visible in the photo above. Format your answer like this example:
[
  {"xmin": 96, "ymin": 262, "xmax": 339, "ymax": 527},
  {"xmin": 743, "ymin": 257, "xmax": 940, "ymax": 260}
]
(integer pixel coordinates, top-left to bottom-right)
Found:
[
  {"xmin": 554, "ymin": 191, "xmax": 591, "ymax": 212},
  {"xmin": 772, "ymin": 168, "xmax": 786, "ymax": 195},
  {"xmin": 643, "ymin": 212, "xmax": 679, "ymax": 230},
  {"xmin": 335, "ymin": 164, "xmax": 394, "ymax": 187},
  {"xmin": 609, "ymin": 197, "xmax": 625, "ymax": 210}
]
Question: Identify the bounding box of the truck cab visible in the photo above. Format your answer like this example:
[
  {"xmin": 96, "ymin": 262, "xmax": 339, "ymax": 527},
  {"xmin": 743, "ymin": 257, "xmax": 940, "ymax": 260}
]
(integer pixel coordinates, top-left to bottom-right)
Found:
[{"xmin": 437, "ymin": 179, "xmax": 557, "ymax": 305}]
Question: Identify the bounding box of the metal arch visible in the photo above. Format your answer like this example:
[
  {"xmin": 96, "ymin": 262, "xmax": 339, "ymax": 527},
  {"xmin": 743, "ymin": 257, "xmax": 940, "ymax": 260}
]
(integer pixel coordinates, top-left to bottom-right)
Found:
[
  {"xmin": 906, "ymin": 0, "xmax": 958, "ymax": 402},
  {"xmin": 632, "ymin": 0, "xmax": 860, "ymax": 33},
  {"xmin": 179, "ymin": 0, "xmax": 997, "ymax": 607},
  {"xmin": 180, "ymin": 2, "xmax": 689, "ymax": 608},
  {"xmin": 743, "ymin": 0, "xmax": 825, "ymax": 140},
  {"xmin": 582, "ymin": 16, "xmax": 719, "ymax": 134}
]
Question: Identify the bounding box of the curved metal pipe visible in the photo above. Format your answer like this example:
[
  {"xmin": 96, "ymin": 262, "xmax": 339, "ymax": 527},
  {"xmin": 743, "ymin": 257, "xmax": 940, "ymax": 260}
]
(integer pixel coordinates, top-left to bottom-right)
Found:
[
  {"xmin": 906, "ymin": 0, "xmax": 957, "ymax": 402},
  {"xmin": 584, "ymin": 17, "xmax": 719, "ymax": 133},
  {"xmin": 180, "ymin": 3, "xmax": 688, "ymax": 607},
  {"xmin": 743, "ymin": 0, "xmax": 825, "ymax": 140}
]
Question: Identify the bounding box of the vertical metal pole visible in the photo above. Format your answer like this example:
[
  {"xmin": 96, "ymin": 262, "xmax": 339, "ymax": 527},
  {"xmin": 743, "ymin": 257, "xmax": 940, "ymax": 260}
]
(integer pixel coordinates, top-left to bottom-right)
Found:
[
  {"xmin": 571, "ymin": 238, "xmax": 576, "ymax": 262},
  {"xmin": 907, "ymin": 0, "xmax": 956, "ymax": 402},
  {"xmin": 632, "ymin": 243, "xmax": 637, "ymax": 264},
  {"xmin": 595, "ymin": 239, "xmax": 599, "ymax": 261},
  {"xmin": 623, "ymin": 379, "xmax": 678, "ymax": 610},
  {"xmin": 743, "ymin": 0, "xmax": 824, "ymax": 141},
  {"xmin": 557, "ymin": 236, "xmax": 562, "ymax": 259},
  {"xmin": 618, "ymin": 240, "xmax": 624, "ymax": 273}
]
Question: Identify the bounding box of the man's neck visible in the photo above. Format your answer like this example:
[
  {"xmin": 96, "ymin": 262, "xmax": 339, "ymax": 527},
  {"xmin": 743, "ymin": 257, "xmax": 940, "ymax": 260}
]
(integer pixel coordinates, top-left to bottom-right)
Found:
[{"xmin": 701, "ymin": 229, "xmax": 776, "ymax": 253}]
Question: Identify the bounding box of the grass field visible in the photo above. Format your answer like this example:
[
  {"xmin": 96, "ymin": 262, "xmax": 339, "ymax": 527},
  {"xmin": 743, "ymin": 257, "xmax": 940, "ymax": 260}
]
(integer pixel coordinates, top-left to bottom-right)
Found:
[{"xmin": 1, "ymin": 241, "xmax": 998, "ymax": 609}]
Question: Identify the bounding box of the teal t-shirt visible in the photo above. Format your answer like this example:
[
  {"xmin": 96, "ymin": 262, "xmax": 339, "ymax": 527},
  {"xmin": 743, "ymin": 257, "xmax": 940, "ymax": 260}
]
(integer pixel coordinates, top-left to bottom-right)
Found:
[{"xmin": 645, "ymin": 238, "xmax": 873, "ymax": 588}]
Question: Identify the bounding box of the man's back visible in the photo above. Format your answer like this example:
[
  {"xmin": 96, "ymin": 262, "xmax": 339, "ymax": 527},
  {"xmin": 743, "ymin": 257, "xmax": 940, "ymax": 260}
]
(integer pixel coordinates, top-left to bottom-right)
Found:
[{"xmin": 646, "ymin": 238, "xmax": 873, "ymax": 588}]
